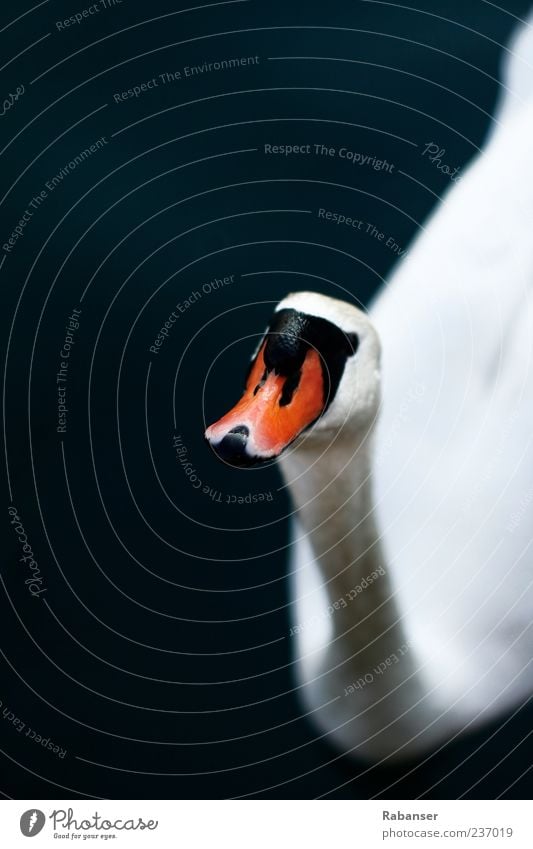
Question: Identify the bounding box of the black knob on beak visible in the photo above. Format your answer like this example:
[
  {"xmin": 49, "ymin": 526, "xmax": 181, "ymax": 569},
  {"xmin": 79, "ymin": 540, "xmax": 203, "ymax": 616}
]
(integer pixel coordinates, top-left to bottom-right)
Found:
[{"xmin": 212, "ymin": 425, "xmax": 251, "ymax": 466}]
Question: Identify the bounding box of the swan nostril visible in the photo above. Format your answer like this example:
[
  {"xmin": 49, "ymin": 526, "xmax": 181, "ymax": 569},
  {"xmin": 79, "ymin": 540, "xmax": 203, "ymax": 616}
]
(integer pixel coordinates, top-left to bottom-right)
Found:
[{"xmin": 229, "ymin": 425, "xmax": 249, "ymax": 437}]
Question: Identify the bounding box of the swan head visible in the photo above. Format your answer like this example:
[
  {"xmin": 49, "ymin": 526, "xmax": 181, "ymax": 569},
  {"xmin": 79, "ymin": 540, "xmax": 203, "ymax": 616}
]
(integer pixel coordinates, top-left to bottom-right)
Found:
[{"xmin": 205, "ymin": 291, "xmax": 381, "ymax": 466}]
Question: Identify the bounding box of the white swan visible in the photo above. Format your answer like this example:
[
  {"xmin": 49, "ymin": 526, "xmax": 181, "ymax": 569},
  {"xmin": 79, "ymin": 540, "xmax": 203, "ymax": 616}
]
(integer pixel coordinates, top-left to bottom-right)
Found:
[{"xmin": 205, "ymin": 16, "xmax": 533, "ymax": 761}]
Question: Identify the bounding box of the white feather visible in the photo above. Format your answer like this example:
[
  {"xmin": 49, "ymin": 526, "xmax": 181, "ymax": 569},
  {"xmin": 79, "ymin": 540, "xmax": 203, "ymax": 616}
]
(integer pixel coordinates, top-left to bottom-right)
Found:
[{"xmin": 282, "ymin": 16, "xmax": 533, "ymax": 760}]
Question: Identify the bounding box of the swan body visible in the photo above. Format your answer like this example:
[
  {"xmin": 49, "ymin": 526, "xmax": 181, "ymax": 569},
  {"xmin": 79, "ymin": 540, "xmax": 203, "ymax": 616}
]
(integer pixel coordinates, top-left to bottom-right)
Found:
[{"xmin": 206, "ymin": 18, "xmax": 533, "ymax": 761}]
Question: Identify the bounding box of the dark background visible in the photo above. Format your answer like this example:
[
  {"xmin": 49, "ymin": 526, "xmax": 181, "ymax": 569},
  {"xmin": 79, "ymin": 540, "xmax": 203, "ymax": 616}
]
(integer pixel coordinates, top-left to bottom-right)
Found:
[{"xmin": 1, "ymin": 0, "xmax": 532, "ymax": 799}]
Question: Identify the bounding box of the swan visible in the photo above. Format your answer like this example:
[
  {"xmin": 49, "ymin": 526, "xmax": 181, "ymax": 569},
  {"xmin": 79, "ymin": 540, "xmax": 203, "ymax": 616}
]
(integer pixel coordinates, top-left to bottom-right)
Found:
[{"xmin": 205, "ymin": 16, "xmax": 533, "ymax": 762}]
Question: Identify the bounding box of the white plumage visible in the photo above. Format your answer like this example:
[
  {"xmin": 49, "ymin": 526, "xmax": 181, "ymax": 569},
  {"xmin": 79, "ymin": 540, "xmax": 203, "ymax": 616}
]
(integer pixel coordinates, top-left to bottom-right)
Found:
[
  {"xmin": 206, "ymin": 15, "xmax": 533, "ymax": 762},
  {"xmin": 279, "ymin": 16, "xmax": 533, "ymax": 760}
]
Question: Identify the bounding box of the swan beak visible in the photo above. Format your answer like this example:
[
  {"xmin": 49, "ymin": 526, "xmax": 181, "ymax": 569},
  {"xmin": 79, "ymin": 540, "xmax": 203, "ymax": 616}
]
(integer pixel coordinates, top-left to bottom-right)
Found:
[{"xmin": 205, "ymin": 343, "xmax": 325, "ymax": 466}]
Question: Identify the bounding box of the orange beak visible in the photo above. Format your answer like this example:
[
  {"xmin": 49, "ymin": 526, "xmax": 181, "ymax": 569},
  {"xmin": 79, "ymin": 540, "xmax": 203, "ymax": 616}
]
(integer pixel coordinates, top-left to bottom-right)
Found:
[{"xmin": 205, "ymin": 343, "xmax": 325, "ymax": 465}]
